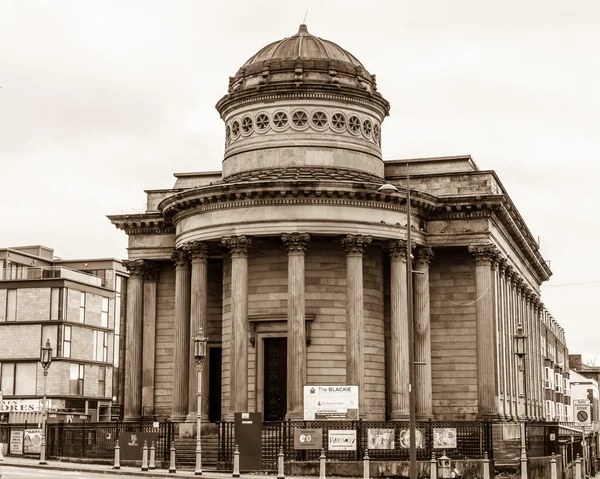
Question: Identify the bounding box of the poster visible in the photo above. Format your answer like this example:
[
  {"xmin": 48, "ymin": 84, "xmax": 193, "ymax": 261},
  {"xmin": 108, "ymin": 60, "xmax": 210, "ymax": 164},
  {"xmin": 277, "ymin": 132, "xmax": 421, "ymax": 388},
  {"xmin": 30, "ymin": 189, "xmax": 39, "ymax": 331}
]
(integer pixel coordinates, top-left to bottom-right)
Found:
[
  {"xmin": 328, "ymin": 430, "xmax": 357, "ymax": 451},
  {"xmin": 398, "ymin": 428, "xmax": 424, "ymax": 449},
  {"xmin": 433, "ymin": 428, "xmax": 457, "ymax": 449},
  {"xmin": 304, "ymin": 386, "xmax": 359, "ymax": 420},
  {"xmin": 294, "ymin": 428, "xmax": 323, "ymax": 450},
  {"xmin": 24, "ymin": 428, "xmax": 43, "ymax": 454},
  {"xmin": 368, "ymin": 428, "xmax": 395, "ymax": 450},
  {"xmin": 10, "ymin": 430, "xmax": 23, "ymax": 455}
]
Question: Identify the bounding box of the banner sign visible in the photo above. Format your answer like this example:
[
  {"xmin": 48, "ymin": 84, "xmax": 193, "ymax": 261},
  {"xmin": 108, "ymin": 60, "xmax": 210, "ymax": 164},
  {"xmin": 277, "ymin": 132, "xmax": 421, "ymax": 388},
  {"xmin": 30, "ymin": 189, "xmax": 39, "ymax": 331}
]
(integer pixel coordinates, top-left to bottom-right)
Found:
[
  {"xmin": 434, "ymin": 428, "xmax": 457, "ymax": 448},
  {"xmin": 10, "ymin": 430, "xmax": 23, "ymax": 455},
  {"xmin": 24, "ymin": 429, "xmax": 43, "ymax": 454},
  {"xmin": 0, "ymin": 399, "xmax": 52, "ymax": 412},
  {"xmin": 573, "ymin": 399, "xmax": 591, "ymax": 426},
  {"xmin": 328, "ymin": 430, "xmax": 356, "ymax": 451},
  {"xmin": 304, "ymin": 386, "xmax": 359, "ymax": 420},
  {"xmin": 368, "ymin": 428, "xmax": 395, "ymax": 450},
  {"xmin": 294, "ymin": 428, "xmax": 323, "ymax": 449}
]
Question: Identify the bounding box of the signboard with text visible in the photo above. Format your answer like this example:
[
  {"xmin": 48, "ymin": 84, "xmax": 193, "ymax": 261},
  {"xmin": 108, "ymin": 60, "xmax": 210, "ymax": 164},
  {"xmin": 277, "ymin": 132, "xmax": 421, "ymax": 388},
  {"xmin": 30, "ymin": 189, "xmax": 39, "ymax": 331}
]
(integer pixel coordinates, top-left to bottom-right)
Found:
[
  {"xmin": 24, "ymin": 429, "xmax": 43, "ymax": 454},
  {"xmin": 304, "ymin": 386, "xmax": 359, "ymax": 420},
  {"xmin": 10, "ymin": 430, "xmax": 23, "ymax": 455},
  {"xmin": 328, "ymin": 430, "xmax": 356, "ymax": 451},
  {"xmin": 368, "ymin": 428, "xmax": 395, "ymax": 450},
  {"xmin": 119, "ymin": 432, "xmax": 159, "ymax": 460},
  {"xmin": 0, "ymin": 399, "xmax": 52, "ymax": 413},
  {"xmin": 573, "ymin": 399, "xmax": 591, "ymax": 426},
  {"xmin": 294, "ymin": 428, "xmax": 323, "ymax": 449}
]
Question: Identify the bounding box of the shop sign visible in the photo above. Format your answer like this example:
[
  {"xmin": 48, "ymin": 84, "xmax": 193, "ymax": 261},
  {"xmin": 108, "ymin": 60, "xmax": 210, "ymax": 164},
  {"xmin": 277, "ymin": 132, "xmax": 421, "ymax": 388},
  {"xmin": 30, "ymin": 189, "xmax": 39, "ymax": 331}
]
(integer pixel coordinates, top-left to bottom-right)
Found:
[
  {"xmin": 0, "ymin": 399, "xmax": 52, "ymax": 412},
  {"xmin": 304, "ymin": 386, "xmax": 359, "ymax": 420}
]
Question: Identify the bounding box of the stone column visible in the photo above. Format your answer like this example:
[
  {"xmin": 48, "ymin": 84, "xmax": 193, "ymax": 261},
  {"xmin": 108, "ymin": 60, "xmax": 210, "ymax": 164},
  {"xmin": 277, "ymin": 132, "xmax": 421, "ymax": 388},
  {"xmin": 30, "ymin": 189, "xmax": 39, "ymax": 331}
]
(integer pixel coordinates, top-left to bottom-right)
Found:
[
  {"xmin": 505, "ymin": 266, "xmax": 516, "ymax": 418},
  {"xmin": 222, "ymin": 235, "xmax": 253, "ymax": 415},
  {"xmin": 387, "ymin": 240, "xmax": 409, "ymax": 420},
  {"xmin": 171, "ymin": 248, "xmax": 191, "ymax": 421},
  {"xmin": 141, "ymin": 262, "xmax": 159, "ymax": 419},
  {"xmin": 123, "ymin": 259, "xmax": 145, "ymax": 421},
  {"xmin": 185, "ymin": 241, "xmax": 209, "ymax": 422},
  {"xmin": 342, "ymin": 234, "xmax": 372, "ymax": 415},
  {"xmin": 497, "ymin": 258, "xmax": 508, "ymax": 419},
  {"xmin": 414, "ymin": 246, "xmax": 434, "ymax": 419},
  {"xmin": 468, "ymin": 244, "xmax": 499, "ymax": 418},
  {"xmin": 282, "ymin": 233, "xmax": 310, "ymax": 419}
]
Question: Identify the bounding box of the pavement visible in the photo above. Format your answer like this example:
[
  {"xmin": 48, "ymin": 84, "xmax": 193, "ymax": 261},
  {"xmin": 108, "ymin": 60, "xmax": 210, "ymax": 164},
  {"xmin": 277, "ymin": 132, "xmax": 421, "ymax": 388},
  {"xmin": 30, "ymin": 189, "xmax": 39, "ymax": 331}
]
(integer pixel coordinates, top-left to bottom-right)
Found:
[{"xmin": 0, "ymin": 455, "xmax": 277, "ymax": 479}]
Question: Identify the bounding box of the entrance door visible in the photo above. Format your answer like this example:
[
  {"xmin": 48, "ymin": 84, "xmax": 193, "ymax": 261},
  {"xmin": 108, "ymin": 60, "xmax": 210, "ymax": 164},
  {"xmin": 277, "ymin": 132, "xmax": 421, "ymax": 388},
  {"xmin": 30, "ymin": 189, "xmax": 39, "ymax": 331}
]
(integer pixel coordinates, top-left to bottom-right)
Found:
[
  {"xmin": 208, "ymin": 347, "xmax": 222, "ymax": 422},
  {"xmin": 263, "ymin": 338, "xmax": 287, "ymax": 421}
]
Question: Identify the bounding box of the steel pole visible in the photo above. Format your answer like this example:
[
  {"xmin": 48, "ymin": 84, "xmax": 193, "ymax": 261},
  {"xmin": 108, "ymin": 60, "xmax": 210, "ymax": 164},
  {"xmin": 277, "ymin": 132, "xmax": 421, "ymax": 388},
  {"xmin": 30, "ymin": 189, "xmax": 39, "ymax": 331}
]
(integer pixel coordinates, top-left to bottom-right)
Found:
[
  {"xmin": 195, "ymin": 360, "xmax": 204, "ymax": 475},
  {"xmin": 39, "ymin": 369, "xmax": 48, "ymax": 465}
]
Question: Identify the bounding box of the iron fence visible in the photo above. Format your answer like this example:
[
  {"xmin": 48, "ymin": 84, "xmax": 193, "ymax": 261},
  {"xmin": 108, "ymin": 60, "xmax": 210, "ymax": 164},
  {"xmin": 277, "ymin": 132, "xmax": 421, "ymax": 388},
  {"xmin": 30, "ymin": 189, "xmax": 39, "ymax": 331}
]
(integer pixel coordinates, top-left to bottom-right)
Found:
[
  {"xmin": 46, "ymin": 420, "xmax": 175, "ymax": 462},
  {"xmin": 218, "ymin": 419, "xmax": 493, "ymax": 470}
]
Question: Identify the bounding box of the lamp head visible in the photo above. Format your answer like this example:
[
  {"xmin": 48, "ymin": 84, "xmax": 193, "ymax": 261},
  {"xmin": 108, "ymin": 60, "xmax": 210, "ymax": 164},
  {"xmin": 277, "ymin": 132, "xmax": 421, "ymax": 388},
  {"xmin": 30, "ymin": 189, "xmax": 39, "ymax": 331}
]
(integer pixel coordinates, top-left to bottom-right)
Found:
[
  {"xmin": 378, "ymin": 183, "xmax": 399, "ymax": 194},
  {"xmin": 40, "ymin": 338, "xmax": 53, "ymax": 368}
]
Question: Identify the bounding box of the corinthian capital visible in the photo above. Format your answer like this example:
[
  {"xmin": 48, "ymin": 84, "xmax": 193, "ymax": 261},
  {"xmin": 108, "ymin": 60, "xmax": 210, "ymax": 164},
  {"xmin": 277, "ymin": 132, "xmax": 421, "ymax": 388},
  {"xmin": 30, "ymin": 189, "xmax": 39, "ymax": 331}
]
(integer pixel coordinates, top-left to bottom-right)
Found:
[
  {"xmin": 183, "ymin": 240, "xmax": 209, "ymax": 261},
  {"xmin": 282, "ymin": 233, "xmax": 310, "ymax": 253},
  {"xmin": 122, "ymin": 259, "xmax": 147, "ymax": 277},
  {"xmin": 386, "ymin": 239, "xmax": 408, "ymax": 260},
  {"xmin": 171, "ymin": 248, "xmax": 190, "ymax": 267},
  {"xmin": 414, "ymin": 246, "xmax": 434, "ymax": 266},
  {"xmin": 467, "ymin": 243, "xmax": 498, "ymax": 265},
  {"xmin": 222, "ymin": 235, "xmax": 253, "ymax": 256},
  {"xmin": 341, "ymin": 234, "xmax": 372, "ymax": 255}
]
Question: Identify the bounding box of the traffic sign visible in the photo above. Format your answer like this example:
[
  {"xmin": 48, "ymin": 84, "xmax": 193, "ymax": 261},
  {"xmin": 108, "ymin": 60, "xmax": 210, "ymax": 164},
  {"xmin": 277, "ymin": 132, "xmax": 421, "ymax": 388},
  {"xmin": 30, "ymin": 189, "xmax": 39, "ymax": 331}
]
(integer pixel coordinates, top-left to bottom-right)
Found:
[{"xmin": 573, "ymin": 399, "xmax": 591, "ymax": 426}]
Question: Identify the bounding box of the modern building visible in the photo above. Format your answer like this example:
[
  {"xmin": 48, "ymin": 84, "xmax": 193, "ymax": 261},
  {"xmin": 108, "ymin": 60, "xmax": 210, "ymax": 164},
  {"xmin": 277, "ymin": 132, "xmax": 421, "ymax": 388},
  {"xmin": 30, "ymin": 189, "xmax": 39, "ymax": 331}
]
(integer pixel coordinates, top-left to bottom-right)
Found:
[
  {"xmin": 0, "ymin": 245, "xmax": 127, "ymax": 422},
  {"xmin": 108, "ymin": 25, "xmax": 568, "ymax": 428},
  {"xmin": 569, "ymin": 354, "xmax": 600, "ymax": 422}
]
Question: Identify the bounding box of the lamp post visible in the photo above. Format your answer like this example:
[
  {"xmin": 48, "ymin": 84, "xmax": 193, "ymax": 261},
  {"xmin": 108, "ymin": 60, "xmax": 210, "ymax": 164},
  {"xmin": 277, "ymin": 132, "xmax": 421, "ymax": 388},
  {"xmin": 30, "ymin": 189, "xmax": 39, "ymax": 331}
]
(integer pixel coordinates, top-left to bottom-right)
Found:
[
  {"xmin": 39, "ymin": 338, "xmax": 53, "ymax": 465},
  {"xmin": 193, "ymin": 328, "xmax": 208, "ymax": 475},
  {"xmin": 379, "ymin": 165, "xmax": 416, "ymax": 479},
  {"xmin": 514, "ymin": 322, "xmax": 528, "ymax": 477}
]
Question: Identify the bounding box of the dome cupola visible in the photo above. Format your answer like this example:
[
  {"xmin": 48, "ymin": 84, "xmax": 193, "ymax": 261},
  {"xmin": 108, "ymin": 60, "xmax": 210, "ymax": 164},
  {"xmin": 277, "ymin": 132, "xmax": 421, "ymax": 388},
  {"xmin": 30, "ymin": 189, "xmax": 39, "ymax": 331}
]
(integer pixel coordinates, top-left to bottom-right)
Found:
[{"xmin": 216, "ymin": 25, "xmax": 391, "ymax": 182}]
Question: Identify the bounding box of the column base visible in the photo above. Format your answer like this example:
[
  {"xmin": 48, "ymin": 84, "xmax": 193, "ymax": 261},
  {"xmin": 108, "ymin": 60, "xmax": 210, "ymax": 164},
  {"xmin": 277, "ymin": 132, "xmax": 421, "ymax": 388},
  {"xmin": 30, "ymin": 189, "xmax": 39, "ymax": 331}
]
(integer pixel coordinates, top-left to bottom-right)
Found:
[
  {"xmin": 388, "ymin": 415, "xmax": 410, "ymax": 421},
  {"xmin": 170, "ymin": 414, "xmax": 187, "ymax": 423},
  {"xmin": 123, "ymin": 415, "xmax": 142, "ymax": 422}
]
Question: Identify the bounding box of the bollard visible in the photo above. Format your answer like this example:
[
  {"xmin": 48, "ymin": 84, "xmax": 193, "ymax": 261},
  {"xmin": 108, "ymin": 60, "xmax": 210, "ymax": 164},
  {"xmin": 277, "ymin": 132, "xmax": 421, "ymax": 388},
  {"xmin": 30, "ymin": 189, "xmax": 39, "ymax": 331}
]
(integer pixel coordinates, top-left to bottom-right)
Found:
[
  {"xmin": 141, "ymin": 440, "xmax": 149, "ymax": 471},
  {"xmin": 277, "ymin": 446, "xmax": 285, "ymax": 479},
  {"xmin": 430, "ymin": 453, "xmax": 437, "ymax": 479},
  {"xmin": 483, "ymin": 452, "xmax": 490, "ymax": 479},
  {"xmin": 169, "ymin": 442, "xmax": 177, "ymax": 474},
  {"xmin": 550, "ymin": 453, "xmax": 557, "ymax": 479},
  {"xmin": 319, "ymin": 448, "xmax": 326, "ymax": 479},
  {"xmin": 576, "ymin": 454, "xmax": 582, "ymax": 479},
  {"xmin": 232, "ymin": 444, "xmax": 240, "ymax": 478},
  {"xmin": 520, "ymin": 445, "xmax": 528, "ymax": 479},
  {"xmin": 113, "ymin": 439, "xmax": 121, "ymax": 470},
  {"xmin": 149, "ymin": 441, "xmax": 156, "ymax": 470},
  {"xmin": 363, "ymin": 451, "xmax": 370, "ymax": 479}
]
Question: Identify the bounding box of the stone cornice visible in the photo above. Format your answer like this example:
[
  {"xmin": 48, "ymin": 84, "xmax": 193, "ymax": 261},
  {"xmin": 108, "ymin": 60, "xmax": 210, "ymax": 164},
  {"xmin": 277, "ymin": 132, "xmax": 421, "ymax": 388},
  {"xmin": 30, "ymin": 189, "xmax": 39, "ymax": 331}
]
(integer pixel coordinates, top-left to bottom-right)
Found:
[{"xmin": 107, "ymin": 212, "xmax": 174, "ymax": 235}]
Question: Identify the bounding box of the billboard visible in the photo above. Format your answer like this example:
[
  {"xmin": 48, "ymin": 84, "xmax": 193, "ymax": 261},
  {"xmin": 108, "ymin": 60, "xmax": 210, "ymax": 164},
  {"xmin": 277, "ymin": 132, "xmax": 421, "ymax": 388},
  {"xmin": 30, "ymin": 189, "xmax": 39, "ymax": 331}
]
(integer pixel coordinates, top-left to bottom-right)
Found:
[{"xmin": 304, "ymin": 386, "xmax": 359, "ymax": 420}]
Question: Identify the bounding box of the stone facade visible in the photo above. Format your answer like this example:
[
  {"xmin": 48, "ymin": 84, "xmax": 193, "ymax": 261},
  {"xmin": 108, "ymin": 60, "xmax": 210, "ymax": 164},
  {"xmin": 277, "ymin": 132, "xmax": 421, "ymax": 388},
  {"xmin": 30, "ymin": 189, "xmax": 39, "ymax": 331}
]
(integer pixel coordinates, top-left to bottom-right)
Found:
[{"xmin": 109, "ymin": 25, "xmax": 568, "ymax": 424}]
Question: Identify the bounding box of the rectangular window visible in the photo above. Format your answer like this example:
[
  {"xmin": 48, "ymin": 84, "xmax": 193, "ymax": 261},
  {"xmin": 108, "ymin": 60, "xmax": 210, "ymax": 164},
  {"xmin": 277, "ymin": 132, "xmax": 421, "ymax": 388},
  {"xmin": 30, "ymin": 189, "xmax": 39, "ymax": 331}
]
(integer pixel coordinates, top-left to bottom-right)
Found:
[
  {"xmin": 540, "ymin": 333, "xmax": 546, "ymax": 357},
  {"xmin": 0, "ymin": 362, "xmax": 36, "ymax": 395},
  {"xmin": 79, "ymin": 292, "xmax": 86, "ymax": 323},
  {"xmin": 0, "ymin": 362, "xmax": 15, "ymax": 395},
  {"xmin": 63, "ymin": 325, "xmax": 72, "ymax": 358},
  {"xmin": 544, "ymin": 367, "xmax": 554, "ymax": 389},
  {"xmin": 555, "ymin": 373, "xmax": 563, "ymax": 393},
  {"xmin": 69, "ymin": 363, "xmax": 84, "ymax": 396},
  {"xmin": 564, "ymin": 378, "xmax": 570, "ymax": 396},
  {"xmin": 41, "ymin": 325, "xmax": 58, "ymax": 354},
  {"xmin": 545, "ymin": 400, "xmax": 554, "ymax": 420},
  {"xmin": 93, "ymin": 331, "xmax": 108, "ymax": 362},
  {"xmin": 6, "ymin": 289, "xmax": 17, "ymax": 321},
  {"xmin": 113, "ymin": 335, "xmax": 120, "ymax": 367},
  {"xmin": 50, "ymin": 287, "xmax": 65, "ymax": 320},
  {"xmin": 98, "ymin": 366, "xmax": 106, "ymax": 397},
  {"xmin": 101, "ymin": 297, "xmax": 109, "ymax": 328}
]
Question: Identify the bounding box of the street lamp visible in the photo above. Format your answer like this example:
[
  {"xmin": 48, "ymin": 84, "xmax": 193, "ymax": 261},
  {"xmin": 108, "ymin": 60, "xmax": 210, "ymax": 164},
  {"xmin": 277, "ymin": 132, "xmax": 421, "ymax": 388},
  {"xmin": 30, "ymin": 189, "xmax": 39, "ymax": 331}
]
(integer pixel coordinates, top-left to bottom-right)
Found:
[
  {"xmin": 39, "ymin": 338, "xmax": 53, "ymax": 465},
  {"xmin": 193, "ymin": 328, "xmax": 208, "ymax": 475},
  {"xmin": 379, "ymin": 168, "xmax": 417, "ymax": 479},
  {"xmin": 514, "ymin": 322, "xmax": 528, "ymax": 479}
]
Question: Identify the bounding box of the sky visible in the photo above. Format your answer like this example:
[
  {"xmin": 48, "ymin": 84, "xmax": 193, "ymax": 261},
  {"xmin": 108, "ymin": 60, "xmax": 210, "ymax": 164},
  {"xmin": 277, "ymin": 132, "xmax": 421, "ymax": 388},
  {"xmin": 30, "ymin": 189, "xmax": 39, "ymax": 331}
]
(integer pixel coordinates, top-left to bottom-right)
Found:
[{"xmin": 1, "ymin": 1, "xmax": 599, "ymax": 361}]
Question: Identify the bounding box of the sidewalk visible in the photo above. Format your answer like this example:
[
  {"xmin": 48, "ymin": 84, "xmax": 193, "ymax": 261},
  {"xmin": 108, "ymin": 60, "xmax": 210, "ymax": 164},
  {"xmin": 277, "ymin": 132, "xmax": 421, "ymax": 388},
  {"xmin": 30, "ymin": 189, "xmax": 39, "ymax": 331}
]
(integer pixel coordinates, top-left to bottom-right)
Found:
[{"xmin": 0, "ymin": 455, "xmax": 275, "ymax": 478}]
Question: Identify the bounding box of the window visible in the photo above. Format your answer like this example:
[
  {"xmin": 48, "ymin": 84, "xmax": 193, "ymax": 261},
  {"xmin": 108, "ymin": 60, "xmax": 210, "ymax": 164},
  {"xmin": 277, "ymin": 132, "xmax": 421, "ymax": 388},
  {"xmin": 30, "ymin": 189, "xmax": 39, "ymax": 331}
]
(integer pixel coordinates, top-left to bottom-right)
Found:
[
  {"xmin": 545, "ymin": 400, "xmax": 555, "ymax": 420},
  {"xmin": 93, "ymin": 330, "xmax": 108, "ymax": 362},
  {"xmin": 101, "ymin": 297, "xmax": 109, "ymax": 328},
  {"xmin": 98, "ymin": 366, "xmax": 106, "ymax": 397},
  {"xmin": 63, "ymin": 325, "xmax": 72, "ymax": 358},
  {"xmin": 563, "ymin": 378, "xmax": 571, "ymax": 396},
  {"xmin": 291, "ymin": 110, "xmax": 308, "ymax": 127},
  {"xmin": 69, "ymin": 364, "xmax": 84, "ymax": 396},
  {"xmin": 6, "ymin": 289, "xmax": 17, "ymax": 321},
  {"xmin": 50, "ymin": 287, "xmax": 65, "ymax": 320},
  {"xmin": 555, "ymin": 402, "xmax": 562, "ymax": 421},
  {"xmin": 540, "ymin": 333, "xmax": 546, "ymax": 357},
  {"xmin": 348, "ymin": 115, "xmax": 361, "ymax": 132},
  {"xmin": 79, "ymin": 292, "xmax": 86, "ymax": 323},
  {"xmin": 272, "ymin": 111, "xmax": 288, "ymax": 128},
  {"xmin": 555, "ymin": 373, "xmax": 563, "ymax": 393},
  {"xmin": 544, "ymin": 367, "xmax": 554, "ymax": 389},
  {"xmin": 565, "ymin": 405, "xmax": 572, "ymax": 422},
  {"xmin": 241, "ymin": 116, "xmax": 253, "ymax": 133},
  {"xmin": 41, "ymin": 325, "xmax": 58, "ymax": 354},
  {"xmin": 0, "ymin": 362, "xmax": 36, "ymax": 395},
  {"xmin": 255, "ymin": 113, "xmax": 269, "ymax": 131}
]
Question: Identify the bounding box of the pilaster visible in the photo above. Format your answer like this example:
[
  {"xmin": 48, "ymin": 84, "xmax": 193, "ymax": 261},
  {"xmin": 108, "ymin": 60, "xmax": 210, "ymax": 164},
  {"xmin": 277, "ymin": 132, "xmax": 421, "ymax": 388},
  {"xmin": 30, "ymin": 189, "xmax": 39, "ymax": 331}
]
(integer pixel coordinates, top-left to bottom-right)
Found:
[{"xmin": 282, "ymin": 232, "xmax": 310, "ymax": 419}]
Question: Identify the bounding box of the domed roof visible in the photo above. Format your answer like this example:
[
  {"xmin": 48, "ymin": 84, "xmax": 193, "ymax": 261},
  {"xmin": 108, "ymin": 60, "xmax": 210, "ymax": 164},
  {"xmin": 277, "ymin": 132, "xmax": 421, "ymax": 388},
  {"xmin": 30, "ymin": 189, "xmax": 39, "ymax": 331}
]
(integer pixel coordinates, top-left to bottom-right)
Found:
[{"xmin": 241, "ymin": 24, "xmax": 366, "ymax": 71}]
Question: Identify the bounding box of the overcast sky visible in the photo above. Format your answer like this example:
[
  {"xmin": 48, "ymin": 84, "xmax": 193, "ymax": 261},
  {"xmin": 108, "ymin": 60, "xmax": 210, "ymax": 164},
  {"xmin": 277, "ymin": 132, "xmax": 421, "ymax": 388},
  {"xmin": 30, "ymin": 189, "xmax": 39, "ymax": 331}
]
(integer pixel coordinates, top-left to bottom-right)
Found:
[{"xmin": 1, "ymin": 1, "xmax": 598, "ymax": 361}]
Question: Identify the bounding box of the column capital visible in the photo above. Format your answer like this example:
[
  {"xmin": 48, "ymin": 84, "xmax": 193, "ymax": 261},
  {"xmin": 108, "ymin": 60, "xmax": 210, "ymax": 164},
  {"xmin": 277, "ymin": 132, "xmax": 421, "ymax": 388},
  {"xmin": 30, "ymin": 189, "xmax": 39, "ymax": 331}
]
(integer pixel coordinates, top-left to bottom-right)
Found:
[
  {"xmin": 282, "ymin": 233, "xmax": 310, "ymax": 253},
  {"xmin": 122, "ymin": 259, "xmax": 147, "ymax": 277},
  {"xmin": 142, "ymin": 261, "xmax": 160, "ymax": 281},
  {"xmin": 183, "ymin": 240, "xmax": 209, "ymax": 261},
  {"xmin": 342, "ymin": 234, "xmax": 372, "ymax": 255},
  {"xmin": 386, "ymin": 239, "xmax": 409, "ymax": 259},
  {"xmin": 498, "ymin": 257, "xmax": 509, "ymax": 274},
  {"xmin": 222, "ymin": 235, "xmax": 253, "ymax": 256},
  {"xmin": 468, "ymin": 243, "xmax": 499, "ymax": 265},
  {"xmin": 414, "ymin": 246, "xmax": 434, "ymax": 266},
  {"xmin": 171, "ymin": 248, "xmax": 190, "ymax": 268}
]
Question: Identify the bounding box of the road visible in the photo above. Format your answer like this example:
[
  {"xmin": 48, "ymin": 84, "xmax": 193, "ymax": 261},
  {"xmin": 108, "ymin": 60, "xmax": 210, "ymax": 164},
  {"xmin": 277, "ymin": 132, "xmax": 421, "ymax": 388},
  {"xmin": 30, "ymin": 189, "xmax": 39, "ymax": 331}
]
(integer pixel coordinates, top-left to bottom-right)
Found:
[{"xmin": 0, "ymin": 465, "xmax": 163, "ymax": 478}]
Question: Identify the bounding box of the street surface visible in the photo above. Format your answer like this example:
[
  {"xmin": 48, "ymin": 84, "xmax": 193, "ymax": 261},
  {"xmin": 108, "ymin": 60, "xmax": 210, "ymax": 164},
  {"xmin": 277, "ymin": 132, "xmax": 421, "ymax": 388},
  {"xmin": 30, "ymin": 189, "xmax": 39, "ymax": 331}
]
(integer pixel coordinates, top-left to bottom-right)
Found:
[{"xmin": 0, "ymin": 465, "xmax": 162, "ymax": 478}]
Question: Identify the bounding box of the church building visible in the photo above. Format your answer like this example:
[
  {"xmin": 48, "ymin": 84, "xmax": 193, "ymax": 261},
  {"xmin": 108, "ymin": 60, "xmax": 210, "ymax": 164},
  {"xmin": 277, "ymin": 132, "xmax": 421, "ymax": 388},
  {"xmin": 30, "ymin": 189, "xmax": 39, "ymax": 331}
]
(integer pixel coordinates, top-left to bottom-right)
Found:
[{"xmin": 108, "ymin": 25, "xmax": 568, "ymax": 426}]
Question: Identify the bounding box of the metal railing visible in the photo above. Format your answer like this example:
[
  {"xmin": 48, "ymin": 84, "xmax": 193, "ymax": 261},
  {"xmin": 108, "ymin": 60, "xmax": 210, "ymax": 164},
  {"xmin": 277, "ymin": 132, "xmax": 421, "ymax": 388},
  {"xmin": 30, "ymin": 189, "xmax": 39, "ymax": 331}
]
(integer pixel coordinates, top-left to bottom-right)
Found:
[
  {"xmin": 218, "ymin": 419, "xmax": 494, "ymax": 470},
  {"xmin": 0, "ymin": 266, "xmax": 103, "ymax": 287}
]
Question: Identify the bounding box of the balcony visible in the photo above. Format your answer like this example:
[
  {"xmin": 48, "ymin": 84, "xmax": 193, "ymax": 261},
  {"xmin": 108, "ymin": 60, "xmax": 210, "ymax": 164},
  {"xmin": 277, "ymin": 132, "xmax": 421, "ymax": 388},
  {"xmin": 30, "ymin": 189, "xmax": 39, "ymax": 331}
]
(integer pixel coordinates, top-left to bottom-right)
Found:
[{"xmin": 0, "ymin": 266, "xmax": 103, "ymax": 287}]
